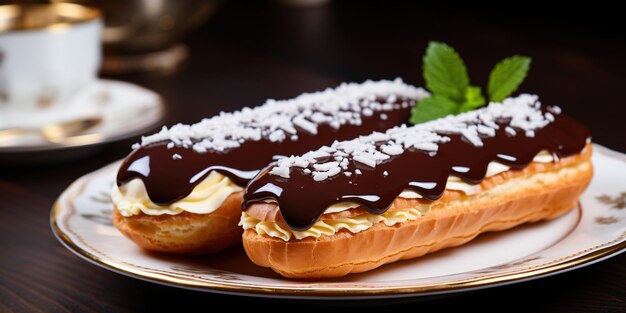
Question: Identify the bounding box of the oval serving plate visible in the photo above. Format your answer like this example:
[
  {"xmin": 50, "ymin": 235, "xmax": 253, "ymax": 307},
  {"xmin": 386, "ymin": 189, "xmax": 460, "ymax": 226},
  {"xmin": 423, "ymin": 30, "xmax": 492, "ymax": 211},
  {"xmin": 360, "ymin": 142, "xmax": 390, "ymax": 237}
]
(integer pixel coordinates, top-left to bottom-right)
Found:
[{"xmin": 51, "ymin": 144, "xmax": 626, "ymax": 299}]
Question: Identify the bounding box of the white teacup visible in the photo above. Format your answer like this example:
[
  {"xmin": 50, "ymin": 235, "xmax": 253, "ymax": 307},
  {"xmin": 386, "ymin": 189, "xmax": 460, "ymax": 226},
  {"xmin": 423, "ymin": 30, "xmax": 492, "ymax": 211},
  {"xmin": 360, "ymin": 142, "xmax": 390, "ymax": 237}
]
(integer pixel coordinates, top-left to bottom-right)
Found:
[{"xmin": 0, "ymin": 3, "xmax": 102, "ymax": 114}]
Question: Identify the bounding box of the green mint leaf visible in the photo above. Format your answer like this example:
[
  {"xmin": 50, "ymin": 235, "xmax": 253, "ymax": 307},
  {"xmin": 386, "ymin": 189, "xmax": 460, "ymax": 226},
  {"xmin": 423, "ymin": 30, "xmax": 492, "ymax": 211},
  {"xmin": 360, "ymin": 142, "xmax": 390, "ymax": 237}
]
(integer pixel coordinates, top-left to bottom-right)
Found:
[
  {"xmin": 423, "ymin": 41, "xmax": 470, "ymax": 102},
  {"xmin": 458, "ymin": 86, "xmax": 486, "ymax": 113},
  {"xmin": 487, "ymin": 55, "xmax": 531, "ymax": 102},
  {"xmin": 409, "ymin": 95, "xmax": 458, "ymax": 124}
]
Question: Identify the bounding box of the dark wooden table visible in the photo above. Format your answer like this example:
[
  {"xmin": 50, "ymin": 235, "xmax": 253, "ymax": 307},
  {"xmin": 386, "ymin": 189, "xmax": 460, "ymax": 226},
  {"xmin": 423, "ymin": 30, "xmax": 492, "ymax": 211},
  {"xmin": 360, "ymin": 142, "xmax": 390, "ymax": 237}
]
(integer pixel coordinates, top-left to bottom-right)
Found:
[{"xmin": 1, "ymin": 1, "xmax": 625, "ymax": 311}]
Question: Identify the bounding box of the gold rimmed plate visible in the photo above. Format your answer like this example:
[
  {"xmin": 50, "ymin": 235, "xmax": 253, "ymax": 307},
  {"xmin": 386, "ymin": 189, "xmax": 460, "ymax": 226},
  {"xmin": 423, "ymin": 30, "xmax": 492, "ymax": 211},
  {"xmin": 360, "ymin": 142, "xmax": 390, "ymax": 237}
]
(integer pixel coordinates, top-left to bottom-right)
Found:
[{"xmin": 51, "ymin": 144, "xmax": 626, "ymax": 299}]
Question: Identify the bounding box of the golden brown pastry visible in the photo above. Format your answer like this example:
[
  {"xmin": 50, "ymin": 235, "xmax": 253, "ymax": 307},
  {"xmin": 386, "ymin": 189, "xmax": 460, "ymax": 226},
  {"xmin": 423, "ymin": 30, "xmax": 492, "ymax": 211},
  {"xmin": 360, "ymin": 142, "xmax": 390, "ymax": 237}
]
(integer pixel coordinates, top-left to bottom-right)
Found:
[
  {"xmin": 113, "ymin": 192, "xmax": 243, "ymax": 254},
  {"xmin": 112, "ymin": 79, "xmax": 428, "ymax": 254},
  {"xmin": 242, "ymin": 94, "xmax": 592, "ymax": 278}
]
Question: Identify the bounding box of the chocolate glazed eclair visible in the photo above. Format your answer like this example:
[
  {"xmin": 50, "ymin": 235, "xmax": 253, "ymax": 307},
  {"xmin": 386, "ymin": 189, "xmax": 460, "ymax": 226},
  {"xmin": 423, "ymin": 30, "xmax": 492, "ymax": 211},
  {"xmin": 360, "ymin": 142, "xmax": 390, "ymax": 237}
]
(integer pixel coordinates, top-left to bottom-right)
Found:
[
  {"xmin": 242, "ymin": 94, "xmax": 592, "ymax": 278},
  {"xmin": 112, "ymin": 79, "xmax": 428, "ymax": 254}
]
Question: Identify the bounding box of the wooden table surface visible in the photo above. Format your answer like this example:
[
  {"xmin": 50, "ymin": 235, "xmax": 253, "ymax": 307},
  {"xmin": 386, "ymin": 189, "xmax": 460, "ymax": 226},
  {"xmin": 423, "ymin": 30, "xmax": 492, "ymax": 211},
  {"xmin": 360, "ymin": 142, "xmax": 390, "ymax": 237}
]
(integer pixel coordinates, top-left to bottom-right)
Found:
[{"xmin": 1, "ymin": 1, "xmax": 624, "ymax": 311}]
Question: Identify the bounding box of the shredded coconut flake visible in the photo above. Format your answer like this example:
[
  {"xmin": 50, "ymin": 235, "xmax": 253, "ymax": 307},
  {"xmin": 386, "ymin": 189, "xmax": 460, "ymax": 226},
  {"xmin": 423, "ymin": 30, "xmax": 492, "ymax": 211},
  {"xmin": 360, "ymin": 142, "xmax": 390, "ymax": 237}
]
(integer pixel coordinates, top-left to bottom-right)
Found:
[
  {"xmin": 505, "ymin": 126, "xmax": 517, "ymax": 136},
  {"xmin": 549, "ymin": 106, "xmax": 562, "ymax": 114},
  {"xmin": 353, "ymin": 154, "xmax": 377, "ymax": 167},
  {"xmin": 293, "ymin": 115, "xmax": 318, "ymax": 135},
  {"xmin": 269, "ymin": 166, "xmax": 290, "ymax": 178},
  {"xmin": 477, "ymin": 124, "xmax": 496, "ymax": 137},
  {"xmin": 381, "ymin": 144, "xmax": 404, "ymax": 155},
  {"xmin": 313, "ymin": 161, "xmax": 339, "ymax": 171}
]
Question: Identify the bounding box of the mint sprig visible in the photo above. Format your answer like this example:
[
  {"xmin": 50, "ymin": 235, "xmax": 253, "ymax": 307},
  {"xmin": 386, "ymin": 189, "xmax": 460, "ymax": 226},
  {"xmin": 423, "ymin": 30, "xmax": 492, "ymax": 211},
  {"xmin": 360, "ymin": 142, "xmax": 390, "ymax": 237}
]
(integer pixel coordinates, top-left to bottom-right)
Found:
[
  {"xmin": 459, "ymin": 86, "xmax": 486, "ymax": 113},
  {"xmin": 488, "ymin": 55, "xmax": 531, "ymax": 102},
  {"xmin": 410, "ymin": 42, "xmax": 531, "ymax": 124},
  {"xmin": 409, "ymin": 95, "xmax": 457, "ymax": 124},
  {"xmin": 423, "ymin": 42, "xmax": 469, "ymax": 102}
]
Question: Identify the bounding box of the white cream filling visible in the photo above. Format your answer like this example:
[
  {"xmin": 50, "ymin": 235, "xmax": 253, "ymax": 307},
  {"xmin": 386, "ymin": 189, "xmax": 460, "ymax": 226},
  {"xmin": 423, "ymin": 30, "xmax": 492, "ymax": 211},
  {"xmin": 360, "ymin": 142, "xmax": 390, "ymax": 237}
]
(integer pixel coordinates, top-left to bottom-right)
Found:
[
  {"xmin": 326, "ymin": 150, "xmax": 554, "ymax": 211},
  {"xmin": 240, "ymin": 207, "xmax": 426, "ymax": 241},
  {"xmin": 242, "ymin": 150, "xmax": 557, "ymax": 241},
  {"xmin": 114, "ymin": 150, "xmax": 553, "ymax": 218},
  {"xmin": 112, "ymin": 171, "xmax": 243, "ymax": 217}
]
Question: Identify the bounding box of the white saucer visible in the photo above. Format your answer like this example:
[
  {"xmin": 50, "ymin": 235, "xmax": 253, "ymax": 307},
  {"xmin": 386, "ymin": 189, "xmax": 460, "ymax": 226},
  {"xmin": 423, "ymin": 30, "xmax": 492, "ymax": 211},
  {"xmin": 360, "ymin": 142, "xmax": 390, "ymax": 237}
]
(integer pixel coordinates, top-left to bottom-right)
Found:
[{"xmin": 0, "ymin": 79, "xmax": 165, "ymax": 156}]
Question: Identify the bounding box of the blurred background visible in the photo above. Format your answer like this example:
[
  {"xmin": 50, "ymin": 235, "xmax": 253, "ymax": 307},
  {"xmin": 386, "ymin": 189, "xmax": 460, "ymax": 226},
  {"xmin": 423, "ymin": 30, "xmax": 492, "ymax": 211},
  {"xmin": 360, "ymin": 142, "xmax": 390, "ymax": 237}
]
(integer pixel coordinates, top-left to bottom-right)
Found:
[
  {"xmin": 1, "ymin": 1, "xmax": 625, "ymax": 311},
  {"xmin": 1, "ymin": 0, "xmax": 625, "ymax": 158}
]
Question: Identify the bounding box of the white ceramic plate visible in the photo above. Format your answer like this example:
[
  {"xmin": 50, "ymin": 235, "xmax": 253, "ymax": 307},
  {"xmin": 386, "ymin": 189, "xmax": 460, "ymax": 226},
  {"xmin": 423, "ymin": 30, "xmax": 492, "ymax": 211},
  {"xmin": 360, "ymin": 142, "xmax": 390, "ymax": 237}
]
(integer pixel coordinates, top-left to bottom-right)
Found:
[
  {"xmin": 0, "ymin": 79, "xmax": 165, "ymax": 154},
  {"xmin": 51, "ymin": 144, "xmax": 626, "ymax": 299}
]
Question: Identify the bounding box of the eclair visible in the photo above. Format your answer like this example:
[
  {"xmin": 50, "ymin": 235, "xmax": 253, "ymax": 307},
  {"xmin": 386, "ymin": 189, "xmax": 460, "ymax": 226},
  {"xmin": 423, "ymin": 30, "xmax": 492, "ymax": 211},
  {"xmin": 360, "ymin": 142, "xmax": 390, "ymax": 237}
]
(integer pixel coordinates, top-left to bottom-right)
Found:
[
  {"xmin": 112, "ymin": 79, "xmax": 428, "ymax": 254},
  {"xmin": 242, "ymin": 94, "xmax": 592, "ymax": 279}
]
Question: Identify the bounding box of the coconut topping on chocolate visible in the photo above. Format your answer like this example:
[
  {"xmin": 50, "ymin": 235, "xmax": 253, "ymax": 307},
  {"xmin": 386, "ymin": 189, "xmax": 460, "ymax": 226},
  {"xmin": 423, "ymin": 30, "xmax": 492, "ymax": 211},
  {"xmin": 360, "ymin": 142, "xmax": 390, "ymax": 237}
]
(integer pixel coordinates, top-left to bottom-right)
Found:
[
  {"xmin": 133, "ymin": 78, "xmax": 427, "ymax": 152},
  {"xmin": 117, "ymin": 79, "xmax": 427, "ymax": 205},
  {"xmin": 244, "ymin": 94, "xmax": 590, "ymax": 230},
  {"xmin": 266, "ymin": 94, "xmax": 557, "ymax": 181}
]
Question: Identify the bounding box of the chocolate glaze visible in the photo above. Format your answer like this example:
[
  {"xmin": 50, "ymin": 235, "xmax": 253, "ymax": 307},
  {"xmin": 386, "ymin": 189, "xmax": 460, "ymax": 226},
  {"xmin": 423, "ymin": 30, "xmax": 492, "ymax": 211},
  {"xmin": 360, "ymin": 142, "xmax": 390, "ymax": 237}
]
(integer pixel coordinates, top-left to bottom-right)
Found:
[
  {"xmin": 116, "ymin": 98, "xmax": 413, "ymax": 205},
  {"xmin": 243, "ymin": 111, "xmax": 590, "ymax": 231}
]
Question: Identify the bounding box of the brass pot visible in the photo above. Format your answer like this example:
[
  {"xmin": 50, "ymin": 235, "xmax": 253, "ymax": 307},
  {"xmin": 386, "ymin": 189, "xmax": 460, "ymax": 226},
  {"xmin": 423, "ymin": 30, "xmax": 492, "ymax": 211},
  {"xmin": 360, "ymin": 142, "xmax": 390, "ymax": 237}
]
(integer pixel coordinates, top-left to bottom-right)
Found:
[{"xmin": 54, "ymin": 0, "xmax": 222, "ymax": 73}]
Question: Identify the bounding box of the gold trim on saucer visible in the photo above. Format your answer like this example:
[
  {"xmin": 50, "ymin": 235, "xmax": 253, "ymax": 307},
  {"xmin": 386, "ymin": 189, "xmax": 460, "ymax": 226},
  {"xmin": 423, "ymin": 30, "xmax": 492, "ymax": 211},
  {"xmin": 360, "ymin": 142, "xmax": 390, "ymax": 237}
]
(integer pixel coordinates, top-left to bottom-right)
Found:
[
  {"xmin": 0, "ymin": 80, "xmax": 167, "ymax": 154},
  {"xmin": 50, "ymin": 144, "xmax": 626, "ymax": 298},
  {"xmin": 0, "ymin": 3, "xmax": 100, "ymax": 33}
]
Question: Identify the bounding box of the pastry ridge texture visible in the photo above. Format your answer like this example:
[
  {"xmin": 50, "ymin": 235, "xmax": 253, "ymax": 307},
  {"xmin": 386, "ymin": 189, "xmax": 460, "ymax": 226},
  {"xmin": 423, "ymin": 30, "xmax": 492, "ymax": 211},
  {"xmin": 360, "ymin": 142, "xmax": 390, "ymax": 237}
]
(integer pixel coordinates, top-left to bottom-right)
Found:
[
  {"xmin": 113, "ymin": 192, "xmax": 243, "ymax": 255},
  {"xmin": 242, "ymin": 146, "xmax": 592, "ymax": 278}
]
